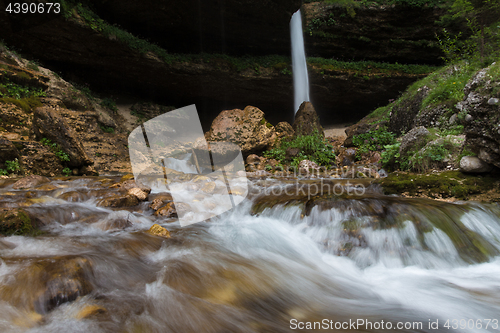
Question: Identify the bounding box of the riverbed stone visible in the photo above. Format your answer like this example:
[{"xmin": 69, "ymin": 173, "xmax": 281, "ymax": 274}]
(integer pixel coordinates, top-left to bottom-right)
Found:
[
  {"xmin": 127, "ymin": 187, "xmax": 148, "ymax": 201},
  {"xmin": 148, "ymin": 224, "xmax": 171, "ymax": 238},
  {"xmin": 97, "ymin": 194, "xmax": 139, "ymax": 208},
  {"xmin": 12, "ymin": 175, "xmax": 50, "ymax": 189}
]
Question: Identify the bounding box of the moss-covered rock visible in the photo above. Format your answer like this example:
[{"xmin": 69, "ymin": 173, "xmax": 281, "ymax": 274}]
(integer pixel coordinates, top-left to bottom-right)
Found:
[
  {"xmin": 376, "ymin": 171, "xmax": 500, "ymax": 200},
  {"xmin": 0, "ymin": 208, "xmax": 40, "ymax": 236}
]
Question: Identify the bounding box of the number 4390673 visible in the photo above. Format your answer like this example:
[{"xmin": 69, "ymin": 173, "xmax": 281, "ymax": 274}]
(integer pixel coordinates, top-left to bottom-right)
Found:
[{"xmin": 6, "ymin": 2, "xmax": 61, "ymax": 14}]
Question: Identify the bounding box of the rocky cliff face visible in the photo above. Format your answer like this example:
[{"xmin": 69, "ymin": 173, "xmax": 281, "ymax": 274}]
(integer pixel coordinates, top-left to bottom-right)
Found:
[
  {"xmin": 303, "ymin": 2, "xmax": 450, "ymax": 64},
  {"xmin": 87, "ymin": 0, "xmax": 302, "ymax": 56},
  {"xmin": 0, "ymin": 0, "xmax": 442, "ymax": 128}
]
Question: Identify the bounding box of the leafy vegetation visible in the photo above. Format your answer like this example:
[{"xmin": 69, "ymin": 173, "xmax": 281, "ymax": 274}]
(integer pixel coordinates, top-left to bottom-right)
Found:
[
  {"xmin": 99, "ymin": 124, "xmax": 115, "ymax": 134},
  {"xmin": 308, "ymin": 57, "xmax": 438, "ymax": 76},
  {"xmin": 264, "ymin": 131, "xmax": 336, "ymax": 167},
  {"xmin": 100, "ymin": 97, "xmax": 117, "ymax": 112},
  {"xmin": 0, "ymin": 159, "xmax": 19, "ymax": 176},
  {"xmin": 62, "ymin": 167, "xmax": 72, "ymax": 176},
  {"xmin": 352, "ymin": 127, "xmax": 397, "ymax": 157},
  {"xmin": 40, "ymin": 138, "xmax": 71, "ymax": 162},
  {"xmin": 0, "ymin": 77, "xmax": 45, "ymax": 112}
]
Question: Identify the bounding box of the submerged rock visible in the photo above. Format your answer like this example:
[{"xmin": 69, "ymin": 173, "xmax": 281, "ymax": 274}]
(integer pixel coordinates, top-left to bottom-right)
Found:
[
  {"xmin": 12, "ymin": 175, "xmax": 50, "ymax": 189},
  {"xmin": 97, "ymin": 194, "xmax": 139, "ymax": 208},
  {"xmin": 149, "ymin": 193, "xmax": 174, "ymax": 211},
  {"xmin": 0, "ymin": 208, "xmax": 40, "ymax": 236}
]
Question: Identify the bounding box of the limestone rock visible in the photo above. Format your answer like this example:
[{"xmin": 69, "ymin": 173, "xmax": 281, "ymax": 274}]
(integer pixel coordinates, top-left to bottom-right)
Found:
[
  {"xmin": 292, "ymin": 102, "xmax": 324, "ymax": 138},
  {"xmin": 460, "ymin": 63, "xmax": 500, "ymax": 169},
  {"xmin": 399, "ymin": 126, "xmax": 430, "ymax": 157},
  {"xmin": 206, "ymin": 105, "xmax": 276, "ymax": 156},
  {"xmin": 460, "ymin": 156, "xmax": 493, "ymax": 173},
  {"xmin": 275, "ymin": 121, "xmax": 294, "ymax": 142},
  {"xmin": 32, "ymin": 107, "xmax": 93, "ymax": 168},
  {"xmin": 127, "ymin": 188, "xmax": 148, "ymax": 201}
]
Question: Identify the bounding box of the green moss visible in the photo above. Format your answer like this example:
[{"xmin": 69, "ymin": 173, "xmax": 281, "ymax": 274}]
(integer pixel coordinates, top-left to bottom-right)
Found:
[
  {"xmin": 377, "ymin": 171, "xmax": 499, "ymax": 200},
  {"xmin": 0, "ymin": 96, "xmax": 42, "ymax": 112},
  {"xmin": 0, "ymin": 209, "xmax": 40, "ymax": 236}
]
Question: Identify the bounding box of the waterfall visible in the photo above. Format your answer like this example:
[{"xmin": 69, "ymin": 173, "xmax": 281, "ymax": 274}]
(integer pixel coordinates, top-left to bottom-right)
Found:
[{"xmin": 290, "ymin": 9, "xmax": 310, "ymax": 113}]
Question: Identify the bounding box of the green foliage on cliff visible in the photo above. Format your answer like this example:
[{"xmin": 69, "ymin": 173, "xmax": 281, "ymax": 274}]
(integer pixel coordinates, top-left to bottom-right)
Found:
[{"xmin": 308, "ymin": 57, "xmax": 438, "ymax": 76}]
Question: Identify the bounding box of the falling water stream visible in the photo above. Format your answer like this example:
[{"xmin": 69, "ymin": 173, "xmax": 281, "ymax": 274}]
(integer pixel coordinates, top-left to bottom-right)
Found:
[
  {"xmin": 1, "ymin": 175, "xmax": 500, "ymax": 332},
  {"xmin": 290, "ymin": 9, "xmax": 310, "ymax": 113}
]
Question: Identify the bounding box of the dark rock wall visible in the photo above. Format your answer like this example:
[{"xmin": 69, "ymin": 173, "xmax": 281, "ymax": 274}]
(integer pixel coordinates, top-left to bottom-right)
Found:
[
  {"xmin": 0, "ymin": 0, "xmax": 444, "ymax": 127},
  {"xmin": 303, "ymin": 2, "xmax": 450, "ymax": 64}
]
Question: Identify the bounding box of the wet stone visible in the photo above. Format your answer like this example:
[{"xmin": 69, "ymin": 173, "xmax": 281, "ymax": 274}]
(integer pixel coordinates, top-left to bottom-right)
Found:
[
  {"xmin": 12, "ymin": 175, "xmax": 50, "ymax": 190},
  {"xmin": 148, "ymin": 224, "xmax": 171, "ymax": 238},
  {"xmin": 97, "ymin": 194, "xmax": 139, "ymax": 208}
]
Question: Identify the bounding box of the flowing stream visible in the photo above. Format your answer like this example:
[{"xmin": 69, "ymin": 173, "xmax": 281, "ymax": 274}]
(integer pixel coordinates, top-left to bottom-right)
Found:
[
  {"xmin": 1, "ymin": 176, "xmax": 500, "ymax": 332},
  {"xmin": 290, "ymin": 9, "xmax": 310, "ymax": 113}
]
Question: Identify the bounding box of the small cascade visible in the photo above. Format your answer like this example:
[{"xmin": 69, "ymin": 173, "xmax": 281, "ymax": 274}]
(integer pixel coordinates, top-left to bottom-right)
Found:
[{"xmin": 290, "ymin": 9, "xmax": 310, "ymax": 113}]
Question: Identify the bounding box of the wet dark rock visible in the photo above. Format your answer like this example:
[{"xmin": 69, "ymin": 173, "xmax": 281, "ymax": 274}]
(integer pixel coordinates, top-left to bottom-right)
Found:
[
  {"xmin": 0, "ymin": 208, "xmax": 40, "ymax": 236},
  {"xmin": 57, "ymin": 191, "xmax": 89, "ymax": 202},
  {"xmin": 154, "ymin": 202, "xmax": 177, "ymax": 218},
  {"xmin": 37, "ymin": 258, "xmax": 93, "ymax": 313},
  {"xmin": 292, "ymin": 102, "xmax": 324, "ymax": 138},
  {"xmin": 12, "ymin": 175, "xmax": 50, "ymax": 189},
  {"xmin": 32, "ymin": 107, "xmax": 93, "ymax": 168},
  {"xmin": 0, "ymin": 137, "xmax": 21, "ymax": 170},
  {"xmin": 97, "ymin": 194, "xmax": 139, "ymax": 208}
]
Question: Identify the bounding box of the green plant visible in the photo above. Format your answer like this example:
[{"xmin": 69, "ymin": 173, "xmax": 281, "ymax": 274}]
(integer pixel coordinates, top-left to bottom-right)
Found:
[
  {"xmin": 62, "ymin": 167, "xmax": 72, "ymax": 176},
  {"xmin": 265, "ymin": 165, "xmax": 273, "ymax": 171},
  {"xmin": 0, "ymin": 169, "xmax": 8, "ymax": 176},
  {"xmin": 100, "ymin": 97, "xmax": 118, "ymax": 112},
  {"xmin": 352, "ymin": 128, "xmax": 397, "ymax": 158},
  {"xmin": 402, "ymin": 138, "xmax": 460, "ymax": 172},
  {"xmin": 99, "ymin": 124, "xmax": 115, "ymax": 133},
  {"xmin": 264, "ymin": 130, "xmax": 336, "ymax": 167},
  {"xmin": 5, "ymin": 159, "xmax": 20, "ymax": 173},
  {"xmin": 40, "ymin": 138, "xmax": 70, "ymax": 162},
  {"xmin": 27, "ymin": 61, "xmax": 40, "ymax": 71},
  {"xmin": 381, "ymin": 142, "xmax": 401, "ymax": 170}
]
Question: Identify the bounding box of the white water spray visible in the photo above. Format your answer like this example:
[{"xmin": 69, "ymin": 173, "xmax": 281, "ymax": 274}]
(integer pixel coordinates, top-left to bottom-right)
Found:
[{"xmin": 290, "ymin": 9, "xmax": 310, "ymax": 113}]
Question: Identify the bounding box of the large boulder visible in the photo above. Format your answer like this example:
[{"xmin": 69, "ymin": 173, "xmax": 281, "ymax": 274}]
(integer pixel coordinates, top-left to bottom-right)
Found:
[
  {"xmin": 32, "ymin": 107, "xmax": 93, "ymax": 168},
  {"xmin": 206, "ymin": 106, "xmax": 276, "ymax": 156},
  {"xmin": 398, "ymin": 126, "xmax": 430, "ymax": 157},
  {"xmin": 460, "ymin": 156, "xmax": 493, "ymax": 173},
  {"xmin": 292, "ymin": 102, "xmax": 324, "ymax": 137},
  {"xmin": 460, "ymin": 63, "xmax": 500, "ymax": 169}
]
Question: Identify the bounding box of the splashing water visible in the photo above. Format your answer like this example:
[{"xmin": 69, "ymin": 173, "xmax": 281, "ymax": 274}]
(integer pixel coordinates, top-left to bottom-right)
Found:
[
  {"xmin": 1, "ymin": 177, "xmax": 500, "ymax": 332},
  {"xmin": 290, "ymin": 9, "xmax": 310, "ymax": 113}
]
